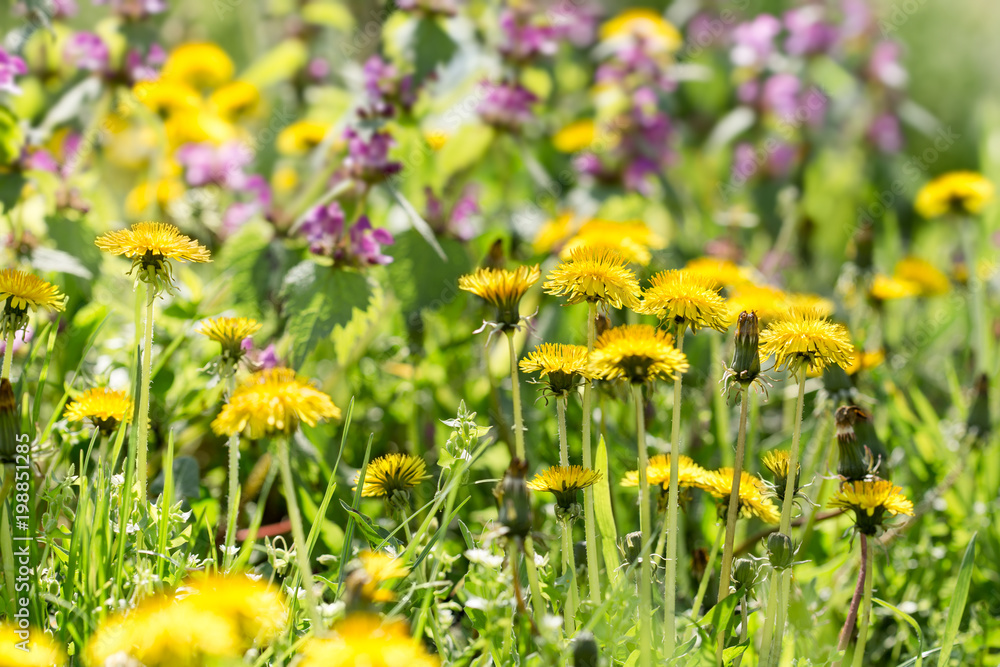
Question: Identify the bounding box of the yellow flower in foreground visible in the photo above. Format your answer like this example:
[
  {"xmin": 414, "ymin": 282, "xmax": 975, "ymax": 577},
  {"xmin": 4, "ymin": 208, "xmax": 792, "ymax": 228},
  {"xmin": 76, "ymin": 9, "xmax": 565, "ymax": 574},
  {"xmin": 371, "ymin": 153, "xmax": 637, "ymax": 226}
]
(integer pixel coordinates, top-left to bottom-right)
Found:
[
  {"xmin": 298, "ymin": 614, "xmax": 439, "ymax": 667},
  {"xmin": 183, "ymin": 575, "xmax": 287, "ymax": 644},
  {"xmin": 828, "ymin": 479, "xmax": 914, "ymax": 535},
  {"xmin": 0, "ymin": 624, "xmax": 65, "ymax": 667},
  {"xmin": 621, "ymin": 454, "xmax": 707, "ymax": 489},
  {"xmin": 915, "ymin": 171, "xmax": 994, "ymax": 218},
  {"xmin": 553, "ymin": 119, "xmax": 597, "ymax": 153},
  {"xmin": 600, "ymin": 9, "xmax": 682, "ymax": 54},
  {"xmin": 519, "ymin": 343, "xmax": 592, "ymax": 396},
  {"xmin": 277, "ymin": 120, "xmax": 332, "ymax": 155},
  {"xmin": 638, "ymin": 269, "xmax": 730, "ymax": 332},
  {"xmin": 209, "ymin": 80, "xmax": 261, "ymax": 119},
  {"xmin": 211, "ymin": 368, "xmax": 341, "ymax": 438},
  {"xmin": 869, "ymin": 274, "xmax": 920, "ymax": 302},
  {"xmin": 459, "ymin": 265, "xmax": 540, "ymax": 329},
  {"xmin": 759, "ymin": 315, "xmax": 854, "ymax": 373},
  {"xmin": 349, "ymin": 551, "xmax": 411, "ymax": 603},
  {"xmin": 162, "ymin": 42, "xmax": 235, "ymax": 88},
  {"xmin": 590, "ymin": 324, "xmax": 689, "ymax": 384},
  {"xmin": 96, "ymin": 222, "xmax": 211, "ymax": 293},
  {"xmin": 560, "ymin": 219, "xmax": 666, "ymax": 266},
  {"xmin": 544, "ymin": 246, "xmax": 641, "ymax": 309},
  {"xmin": 528, "ymin": 465, "xmax": 602, "ymax": 518},
  {"xmin": 63, "ymin": 387, "xmax": 133, "ymax": 436},
  {"xmin": 894, "ymin": 257, "xmax": 950, "ymax": 296},
  {"xmin": 199, "ymin": 316, "xmax": 261, "ymax": 370},
  {"xmin": 699, "ymin": 469, "xmax": 780, "ymax": 524},
  {"xmin": 356, "ymin": 453, "xmax": 430, "ymax": 501},
  {"xmin": 0, "ymin": 269, "xmax": 66, "ymax": 337},
  {"xmin": 683, "ymin": 257, "xmax": 750, "ymax": 288}
]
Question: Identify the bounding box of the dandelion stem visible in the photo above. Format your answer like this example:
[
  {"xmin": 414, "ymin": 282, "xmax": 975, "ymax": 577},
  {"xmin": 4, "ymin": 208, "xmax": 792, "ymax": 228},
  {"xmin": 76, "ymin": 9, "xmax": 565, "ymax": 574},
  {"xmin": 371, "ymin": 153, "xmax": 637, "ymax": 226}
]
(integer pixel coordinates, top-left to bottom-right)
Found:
[
  {"xmin": 507, "ymin": 330, "xmax": 526, "ymax": 461},
  {"xmin": 1, "ymin": 331, "xmax": 13, "ymax": 380},
  {"xmin": 665, "ymin": 321, "xmax": 687, "ymax": 659},
  {"xmin": 223, "ymin": 374, "xmax": 240, "ymax": 571},
  {"xmin": 756, "ymin": 572, "xmax": 780, "ymax": 667},
  {"xmin": 523, "ymin": 535, "xmax": 547, "ymax": 622},
  {"xmin": 719, "ymin": 387, "xmax": 750, "ymax": 604},
  {"xmin": 562, "ymin": 517, "xmax": 579, "ymax": 635},
  {"xmin": 834, "ymin": 535, "xmax": 868, "ymax": 667},
  {"xmin": 851, "ymin": 536, "xmax": 874, "ymax": 667},
  {"xmin": 276, "ymin": 436, "xmax": 324, "ymax": 634},
  {"xmin": 135, "ymin": 285, "xmax": 155, "ymax": 498},
  {"xmin": 633, "ymin": 383, "xmax": 653, "ymax": 667},
  {"xmin": 582, "ymin": 302, "xmax": 601, "ymax": 605},
  {"xmin": 691, "ymin": 523, "xmax": 725, "ymax": 622},
  {"xmin": 557, "ymin": 397, "xmax": 569, "ymax": 467}
]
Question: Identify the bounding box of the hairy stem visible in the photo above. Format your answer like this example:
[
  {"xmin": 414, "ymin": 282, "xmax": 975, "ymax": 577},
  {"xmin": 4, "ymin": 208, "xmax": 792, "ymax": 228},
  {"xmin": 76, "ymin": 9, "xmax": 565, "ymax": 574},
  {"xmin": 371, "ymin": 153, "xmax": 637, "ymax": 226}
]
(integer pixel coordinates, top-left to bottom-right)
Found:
[
  {"xmin": 523, "ymin": 535, "xmax": 547, "ymax": 622},
  {"xmin": 851, "ymin": 537, "xmax": 874, "ymax": 667},
  {"xmin": 135, "ymin": 286, "xmax": 155, "ymax": 498},
  {"xmin": 634, "ymin": 383, "xmax": 652, "ymax": 667},
  {"xmin": 665, "ymin": 322, "xmax": 687, "ymax": 659},
  {"xmin": 557, "ymin": 397, "xmax": 569, "ymax": 466},
  {"xmin": 223, "ymin": 374, "xmax": 240, "ymax": 570},
  {"xmin": 562, "ymin": 518, "xmax": 579, "ymax": 635},
  {"xmin": 1, "ymin": 331, "xmax": 14, "ymax": 380},
  {"xmin": 756, "ymin": 573, "xmax": 780, "ymax": 667},
  {"xmin": 507, "ymin": 331, "xmax": 526, "ymax": 461},
  {"xmin": 720, "ymin": 388, "xmax": 750, "ymax": 603}
]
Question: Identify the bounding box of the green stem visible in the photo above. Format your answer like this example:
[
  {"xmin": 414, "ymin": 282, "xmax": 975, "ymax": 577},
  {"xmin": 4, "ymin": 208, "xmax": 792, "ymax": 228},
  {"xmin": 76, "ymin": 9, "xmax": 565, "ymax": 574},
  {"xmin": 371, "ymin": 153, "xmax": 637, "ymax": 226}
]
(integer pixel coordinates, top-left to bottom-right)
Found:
[
  {"xmin": 962, "ymin": 220, "xmax": 989, "ymax": 372},
  {"xmin": 711, "ymin": 334, "xmax": 732, "ymax": 466},
  {"xmin": 719, "ymin": 388, "xmax": 750, "ymax": 604},
  {"xmin": 276, "ymin": 436, "xmax": 324, "ymax": 633},
  {"xmin": 135, "ymin": 285, "xmax": 155, "ymax": 498},
  {"xmin": 414, "ymin": 469, "xmax": 461, "ymax": 640},
  {"xmin": 582, "ymin": 302, "xmax": 601, "ymax": 604},
  {"xmin": 665, "ymin": 322, "xmax": 687, "ymax": 659},
  {"xmin": 507, "ymin": 331, "xmax": 526, "ymax": 461},
  {"xmin": 633, "ymin": 384, "xmax": 653, "ymax": 667},
  {"xmin": 224, "ymin": 374, "xmax": 240, "ymax": 570},
  {"xmin": 562, "ymin": 518, "xmax": 578, "ymax": 635},
  {"xmin": 1, "ymin": 331, "xmax": 13, "ymax": 380},
  {"xmin": 691, "ymin": 523, "xmax": 725, "ymax": 622},
  {"xmin": 736, "ymin": 592, "xmax": 749, "ymax": 667},
  {"xmin": 557, "ymin": 397, "xmax": 569, "ymax": 467},
  {"xmin": 523, "ymin": 535, "xmax": 547, "ymax": 622},
  {"xmin": 800, "ymin": 419, "xmax": 837, "ymax": 553},
  {"xmin": 756, "ymin": 573, "xmax": 780, "ymax": 667},
  {"xmin": 850, "ymin": 537, "xmax": 874, "ymax": 667}
]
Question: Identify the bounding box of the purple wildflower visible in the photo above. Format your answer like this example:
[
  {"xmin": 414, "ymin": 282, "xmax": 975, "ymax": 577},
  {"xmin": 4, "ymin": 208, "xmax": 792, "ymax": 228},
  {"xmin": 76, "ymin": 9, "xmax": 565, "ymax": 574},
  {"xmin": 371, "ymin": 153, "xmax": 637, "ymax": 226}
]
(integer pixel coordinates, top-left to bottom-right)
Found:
[
  {"xmin": 125, "ymin": 43, "xmax": 165, "ymax": 82},
  {"xmin": 222, "ymin": 175, "xmax": 272, "ymax": 235},
  {"xmin": 868, "ymin": 41, "xmax": 907, "ymax": 89},
  {"xmin": 499, "ymin": 9, "xmax": 559, "ymax": 63},
  {"xmin": 301, "ymin": 201, "xmax": 346, "ymax": 256},
  {"xmin": 761, "ymin": 73, "xmax": 801, "ymax": 120},
  {"xmin": 730, "ymin": 14, "xmax": 782, "ymax": 69},
  {"xmin": 424, "ymin": 185, "xmax": 479, "ymax": 241},
  {"xmin": 307, "ymin": 57, "xmax": 330, "ymax": 82},
  {"xmin": 362, "ymin": 55, "xmax": 416, "ymax": 116},
  {"xmin": 783, "ymin": 6, "xmax": 838, "ymax": 57},
  {"xmin": 65, "ymin": 32, "xmax": 109, "ymax": 72},
  {"xmin": 343, "ymin": 128, "xmax": 402, "ymax": 183},
  {"xmin": 176, "ymin": 141, "xmax": 254, "ymax": 189},
  {"xmin": 477, "ymin": 81, "xmax": 537, "ymax": 132},
  {"xmin": 868, "ymin": 113, "xmax": 903, "ymax": 153},
  {"xmin": 349, "ymin": 216, "xmax": 395, "ymax": 265},
  {"xmin": 0, "ymin": 48, "xmax": 28, "ymax": 95}
]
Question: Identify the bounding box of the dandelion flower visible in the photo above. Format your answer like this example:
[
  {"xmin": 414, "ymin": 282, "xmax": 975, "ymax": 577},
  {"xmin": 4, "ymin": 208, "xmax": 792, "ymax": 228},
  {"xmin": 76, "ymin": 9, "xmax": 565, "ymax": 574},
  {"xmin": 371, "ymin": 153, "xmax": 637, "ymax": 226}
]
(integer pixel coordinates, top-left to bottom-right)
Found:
[
  {"xmin": 182, "ymin": 575, "xmax": 287, "ymax": 645},
  {"xmin": 459, "ymin": 265, "xmax": 540, "ymax": 330},
  {"xmin": 638, "ymin": 269, "xmax": 731, "ymax": 332},
  {"xmin": 784, "ymin": 292, "xmax": 835, "ymax": 318},
  {"xmin": 0, "ymin": 269, "xmax": 66, "ymax": 338},
  {"xmin": 533, "ymin": 212, "xmax": 574, "ymax": 254},
  {"xmin": 209, "ymin": 80, "xmax": 260, "ymax": 119},
  {"xmin": 828, "ymin": 479, "xmax": 914, "ymax": 535},
  {"xmin": 845, "ymin": 348, "xmax": 885, "ymax": 376},
  {"xmin": 63, "ymin": 387, "xmax": 133, "ymax": 436},
  {"xmin": 162, "ymin": 42, "xmax": 235, "ymax": 88},
  {"xmin": 869, "ymin": 274, "xmax": 920, "ymax": 302},
  {"xmin": 560, "ymin": 219, "xmax": 666, "ymax": 266},
  {"xmin": 519, "ymin": 343, "xmax": 592, "ymax": 397},
  {"xmin": 355, "ymin": 453, "xmax": 430, "ymax": 513},
  {"xmin": 347, "ymin": 551, "xmax": 411, "ymax": 603},
  {"xmin": 95, "ymin": 222, "xmax": 211, "ymax": 294},
  {"xmin": 198, "ymin": 316, "xmax": 261, "ymax": 372},
  {"xmin": 621, "ymin": 454, "xmax": 707, "ymax": 489},
  {"xmin": 600, "ymin": 9, "xmax": 682, "ymax": 54},
  {"xmin": 544, "ymin": 246, "xmax": 641, "ymax": 310},
  {"xmin": 761, "ymin": 450, "xmax": 800, "ymax": 502},
  {"xmin": 298, "ymin": 614, "xmax": 439, "ymax": 667},
  {"xmin": 699, "ymin": 469, "xmax": 780, "ymax": 524},
  {"xmin": 276, "ymin": 120, "xmax": 332, "ymax": 155},
  {"xmin": 133, "ymin": 79, "xmax": 201, "ymax": 116},
  {"xmin": 211, "ymin": 368, "xmax": 341, "ymax": 438},
  {"xmin": 0, "ymin": 625, "xmax": 65, "ymax": 667},
  {"xmin": 527, "ymin": 465, "xmax": 602, "ymax": 518},
  {"xmin": 894, "ymin": 257, "xmax": 949, "ymax": 296},
  {"xmin": 914, "ymin": 171, "xmax": 994, "ymax": 218},
  {"xmin": 683, "ymin": 256, "xmax": 750, "ymax": 288},
  {"xmin": 759, "ymin": 314, "xmax": 854, "ymax": 373},
  {"xmin": 590, "ymin": 324, "xmax": 689, "ymax": 384},
  {"xmin": 553, "ymin": 119, "xmax": 597, "ymax": 153},
  {"xmin": 726, "ymin": 284, "xmax": 790, "ymax": 323}
]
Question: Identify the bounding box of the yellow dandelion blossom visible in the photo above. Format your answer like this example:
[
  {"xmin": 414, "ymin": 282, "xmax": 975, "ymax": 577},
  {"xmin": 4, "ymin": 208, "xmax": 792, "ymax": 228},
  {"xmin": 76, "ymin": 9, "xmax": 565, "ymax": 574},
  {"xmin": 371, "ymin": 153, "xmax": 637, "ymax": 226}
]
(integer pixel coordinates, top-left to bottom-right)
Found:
[
  {"xmin": 355, "ymin": 453, "xmax": 430, "ymax": 500},
  {"xmin": 759, "ymin": 314, "xmax": 854, "ymax": 373},
  {"xmin": 182, "ymin": 575, "xmax": 287, "ymax": 646},
  {"xmin": 424, "ymin": 129, "xmax": 449, "ymax": 150},
  {"xmin": 162, "ymin": 42, "xmax": 235, "ymax": 89},
  {"xmin": 165, "ymin": 108, "xmax": 238, "ymax": 146},
  {"xmin": 96, "ymin": 222, "xmax": 211, "ymax": 293},
  {"xmin": 211, "ymin": 368, "xmax": 341, "ymax": 438},
  {"xmin": 845, "ymin": 348, "xmax": 885, "ymax": 376},
  {"xmin": 600, "ymin": 9, "xmax": 682, "ymax": 54},
  {"xmin": 894, "ymin": 257, "xmax": 950, "ymax": 296},
  {"xmin": 519, "ymin": 343, "xmax": 592, "ymax": 396},
  {"xmin": 761, "ymin": 450, "xmax": 792, "ymax": 480},
  {"xmin": 209, "ymin": 80, "xmax": 261, "ymax": 119},
  {"xmin": 133, "ymin": 79, "xmax": 202, "ymax": 116},
  {"xmin": 277, "ymin": 120, "xmax": 332, "ymax": 155},
  {"xmin": 528, "ymin": 465, "xmax": 602, "ymax": 518},
  {"xmin": 699, "ymin": 468, "xmax": 780, "ymax": 524},
  {"xmin": 544, "ymin": 246, "xmax": 642, "ymax": 310},
  {"xmin": 0, "ymin": 269, "xmax": 66, "ymax": 338},
  {"xmin": 683, "ymin": 256, "xmax": 750, "ymax": 288},
  {"xmin": 621, "ymin": 454, "xmax": 707, "ymax": 489},
  {"xmin": 349, "ymin": 551, "xmax": 411, "ymax": 603},
  {"xmin": 298, "ymin": 614, "xmax": 439, "ymax": 667},
  {"xmin": 869, "ymin": 274, "xmax": 920, "ymax": 302},
  {"xmin": 590, "ymin": 324, "xmax": 689, "ymax": 384},
  {"xmin": 0, "ymin": 625, "xmax": 65, "ymax": 667},
  {"xmin": 828, "ymin": 479, "xmax": 914, "ymax": 535},
  {"xmin": 125, "ymin": 177, "xmax": 186, "ymax": 219},
  {"xmin": 726, "ymin": 284, "xmax": 790, "ymax": 323},
  {"xmin": 784, "ymin": 292, "xmax": 835, "ymax": 318},
  {"xmin": 638, "ymin": 269, "xmax": 731, "ymax": 332},
  {"xmin": 459, "ymin": 265, "xmax": 540, "ymax": 329},
  {"xmin": 553, "ymin": 119, "xmax": 597, "ymax": 153},
  {"xmin": 199, "ymin": 316, "xmax": 261, "ymax": 370},
  {"xmin": 914, "ymin": 171, "xmax": 994, "ymax": 218},
  {"xmin": 533, "ymin": 212, "xmax": 574, "ymax": 254},
  {"xmin": 63, "ymin": 387, "xmax": 133, "ymax": 436},
  {"xmin": 560, "ymin": 219, "xmax": 666, "ymax": 266}
]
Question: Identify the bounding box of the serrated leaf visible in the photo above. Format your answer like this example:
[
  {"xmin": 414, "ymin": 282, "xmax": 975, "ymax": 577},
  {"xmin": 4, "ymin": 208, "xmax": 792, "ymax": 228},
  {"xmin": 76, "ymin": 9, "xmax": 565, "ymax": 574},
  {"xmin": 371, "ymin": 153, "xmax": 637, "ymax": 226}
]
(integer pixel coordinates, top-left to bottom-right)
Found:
[
  {"xmin": 281, "ymin": 262, "xmax": 372, "ymax": 368},
  {"xmin": 413, "ymin": 18, "xmax": 457, "ymax": 86},
  {"xmin": 387, "ymin": 229, "xmax": 470, "ymax": 314}
]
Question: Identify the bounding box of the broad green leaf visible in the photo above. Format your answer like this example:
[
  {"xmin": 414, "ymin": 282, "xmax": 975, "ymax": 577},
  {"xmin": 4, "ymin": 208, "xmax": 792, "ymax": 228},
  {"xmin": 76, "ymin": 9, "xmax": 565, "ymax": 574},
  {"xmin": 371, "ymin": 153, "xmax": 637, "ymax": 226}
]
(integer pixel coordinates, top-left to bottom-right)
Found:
[
  {"xmin": 435, "ymin": 124, "xmax": 495, "ymax": 185},
  {"xmin": 937, "ymin": 533, "xmax": 976, "ymax": 667},
  {"xmin": 216, "ymin": 221, "xmax": 286, "ymax": 318},
  {"xmin": 387, "ymin": 229, "xmax": 471, "ymax": 314},
  {"xmin": 723, "ymin": 641, "xmax": 750, "ymax": 666},
  {"xmin": 413, "ymin": 18, "xmax": 457, "ymax": 86},
  {"xmin": 593, "ymin": 436, "xmax": 622, "ymax": 582},
  {"xmin": 150, "ymin": 456, "xmax": 200, "ymax": 503},
  {"xmin": 280, "ymin": 261, "xmax": 372, "ymax": 368}
]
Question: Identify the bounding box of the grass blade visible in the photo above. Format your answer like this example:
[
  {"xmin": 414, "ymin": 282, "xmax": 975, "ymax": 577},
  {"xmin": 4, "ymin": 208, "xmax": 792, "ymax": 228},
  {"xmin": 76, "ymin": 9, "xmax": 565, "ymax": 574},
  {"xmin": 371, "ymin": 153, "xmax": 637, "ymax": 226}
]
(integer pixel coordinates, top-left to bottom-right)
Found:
[{"xmin": 936, "ymin": 532, "xmax": 976, "ymax": 667}]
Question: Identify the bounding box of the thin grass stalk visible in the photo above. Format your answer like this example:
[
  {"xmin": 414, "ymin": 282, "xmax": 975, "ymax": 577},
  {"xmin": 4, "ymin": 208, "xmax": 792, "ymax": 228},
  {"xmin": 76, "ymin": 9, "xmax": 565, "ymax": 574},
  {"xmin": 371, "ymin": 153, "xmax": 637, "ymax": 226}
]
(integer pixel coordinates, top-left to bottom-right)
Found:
[
  {"xmin": 562, "ymin": 517, "xmax": 578, "ymax": 634},
  {"xmin": 223, "ymin": 374, "xmax": 240, "ymax": 570},
  {"xmin": 582, "ymin": 302, "xmax": 601, "ymax": 604},
  {"xmin": 833, "ymin": 535, "xmax": 868, "ymax": 667},
  {"xmin": 756, "ymin": 573, "xmax": 780, "ymax": 667},
  {"xmin": 135, "ymin": 285, "xmax": 155, "ymax": 497},
  {"xmin": 276, "ymin": 436, "xmax": 324, "ymax": 633},
  {"xmin": 523, "ymin": 535, "xmax": 547, "ymax": 621},
  {"xmin": 633, "ymin": 383, "xmax": 653, "ymax": 667},
  {"xmin": 1, "ymin": 331, "xmax": 13, "ymax": 380},
  {"xmin": 736, "ymin": 591, "xmax": 749, "ymax": 667},
  {"xmin": 850, "ymin": 536, "xmax": 875, "ymax": 667},
  {"xmin": 720, "ymin": 387, "xmax": 750, "ymax": 603},
  {"xmin": 665, "ymin": 321, "xmax": 687, "ymax": 658},
  {"xmin": 506, "ymin": 331, "xmax": 526, "ymax": 461},
  {"xmin": 691, "ymin": 523, "xmax": 725, "ymax": 622},
  {"xmin": 557, "ymin": 397, "xmax": 569, "ymax": 466}
]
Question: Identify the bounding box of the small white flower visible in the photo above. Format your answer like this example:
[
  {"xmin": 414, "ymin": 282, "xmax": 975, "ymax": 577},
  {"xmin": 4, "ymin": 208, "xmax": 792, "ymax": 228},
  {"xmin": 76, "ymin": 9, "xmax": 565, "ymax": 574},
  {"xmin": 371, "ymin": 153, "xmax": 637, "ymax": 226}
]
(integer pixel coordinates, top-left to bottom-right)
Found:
[
  {"xmin": 465, "ymin": 548, "xmax": 504, "ymax": 568},
  {"xmin": 245, "ymin": 572, "xmax": 263, "ymax": 582},
  {"xmin": 221, "ymin": 545, "xmax": 240, "ymax": 557},
  {"xmin": 111, "ymin": 474, "xmax": 125, "ymax": 487},
  {"xmin": 285, "ymin": 586, "xmax": 306, "ymax": 600}
]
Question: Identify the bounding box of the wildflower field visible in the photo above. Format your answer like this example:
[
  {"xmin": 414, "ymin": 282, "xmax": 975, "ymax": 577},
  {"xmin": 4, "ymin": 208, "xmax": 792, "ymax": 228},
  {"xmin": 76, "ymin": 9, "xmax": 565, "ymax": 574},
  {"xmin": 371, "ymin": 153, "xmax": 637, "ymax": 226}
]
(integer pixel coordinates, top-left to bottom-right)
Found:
[{"xmin": 1, "ymin": 0, "xmax": 999, "ymax": 665}]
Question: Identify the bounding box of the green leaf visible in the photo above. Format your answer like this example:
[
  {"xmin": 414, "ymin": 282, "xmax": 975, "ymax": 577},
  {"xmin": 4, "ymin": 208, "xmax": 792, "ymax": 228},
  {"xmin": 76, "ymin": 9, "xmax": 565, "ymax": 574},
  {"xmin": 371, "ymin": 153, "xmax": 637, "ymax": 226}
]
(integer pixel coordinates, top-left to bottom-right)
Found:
[
  {"xmin": 722, "ymin": 641, "xmax": 750, "ymax": 666},
  {"xmin": 937, "ymin": 533, "xmax": 976, "ymax": 667},
  {"xmin": 150, "ymin": 456, "xmax": 200, "ymax": 503},
  {"xmin": 339, "ymin": 500, "xmax": 401, "ymax": 552},
  {"xmin": 281, "ymin": 261, "xmax": 372, "ymax": 368},
  {"xmin": 434, "ymin": 124, "xmax": 495, "ymax": 186},
  {"xmin": 240, "ymin": 39, "xmax": 308, "ymax": 89},
  {"xmin": 874, "ymin": 598, "xmax": 924, "ymax": 667},
  {"xmin": 593, "ymin": 436, "xmax": 622, "ymax": 582},
  {"xmin": 216, "ymin": 221, "xmax": 287, "ymax": 318},
  {"xmin": 413, "ymin": 18, "xmax": 457, "ymax": 86},
  {"xmin": 387, "ymin": 229, "xmax": 470, "ymax": 314}
]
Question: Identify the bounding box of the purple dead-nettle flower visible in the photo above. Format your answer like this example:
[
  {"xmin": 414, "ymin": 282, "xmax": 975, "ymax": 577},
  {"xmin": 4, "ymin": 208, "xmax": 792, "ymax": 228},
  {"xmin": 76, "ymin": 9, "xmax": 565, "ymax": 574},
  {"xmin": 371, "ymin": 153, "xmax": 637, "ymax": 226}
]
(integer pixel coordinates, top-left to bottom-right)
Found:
[
  {"xmin": 424, "ymin": 185, "xmax": 479, "ymax": 241},
  {"xmin": 361, "ymin": 55, "xmax": 416, "ymax": 116},
  {"xmin": 868, "ymin": 41, "xmax": 907, "ymax": 89},
  {"xmin": 868, "ymin": 113, "xmax": 903, "ymax": 153},
  {"xmin": 783, "ymin": 6, "xmax": 838, "ymax": 57},
  {"xmin": 301, "ymin": 201, "xmax": 346, "ymax": 256},
  {"xmin": 126, "ymin": 43, "xmax": 165, "ymax": 82},
  {"xmin": 549, "ymin": 2, "xmax": 598, "ymax": 47},
  {"xmin": 767, "ymin": 141, "xmax": 798, "ymax": 176},
  {"xmin": 596, "ymin": 45, "xmax": 675, "ymax": 93},
  {"xmin": 65, "ymin": 32, "xmax": 110, "ymax": 72},
  {"xmin": 732, "ymin": 142, "xmax": 758, "ymax": 184},
  {"xmin": 307, "ymin": 57, "xmax": 330, "ymax": 82},
  {"xmin": 176, "ymin": 142, "xmax": 255, "ymax": 189},
  {"xmin": 343, "ymin": 128, "xmax": 402, "ymax": 183},
  {"xmin": 91, "ymin": 0, "xmax": 167, "ymax": 19},
  {"xmin": 761, "ymin": 73, "xmax": 801, "ymax": 120},
  {"xmin": 499, "ymin": 8, "xmax": 560, "ymax": 63},
  {"xmin": 840, "ymin": 0, "xmax": 873, "ymax": 41},
  {"xmin": 0, "ymin": 48, "xmax": 28, "ymax": 95},
  {"xmin": 255, "ymin": 343, "xmax": 281, "ymax": 370},
  {"xmin": 349, "ymin": 216, "xmax": 395, "ymax": 265},
  {"xmin": 730, "ymin": 14, "xmax": 782, "ymax": 69},
  {"xmin": 477, "ymin": 81, "xmax": 537, "ymax": 132},
  {"xmin": 222, "ymin": 175, "xmax": 272, "ymax": 235}
]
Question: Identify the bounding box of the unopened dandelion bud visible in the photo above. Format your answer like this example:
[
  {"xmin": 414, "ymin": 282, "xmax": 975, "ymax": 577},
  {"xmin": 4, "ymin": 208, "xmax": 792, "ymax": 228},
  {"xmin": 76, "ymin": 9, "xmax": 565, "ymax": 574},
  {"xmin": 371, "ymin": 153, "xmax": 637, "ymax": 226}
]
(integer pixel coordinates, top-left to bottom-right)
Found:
[
  {"xmin": 835, "ymin": 405, "xmax": 872, "ymax": 482},
  {"xmin": 0, "ymin": 379, "xmax": 19, "ymax": 463},
  {"xmin": 594, "ymin": 312, "xmax": 611, "ymax": 338},
  {"xmin": 498, "ymin": 458, "xmax": 532, "ymax": 538},
  {"xmin": 622, "ymin": 531, "xmax": 643, "ymax": 565},
  {"xmin": 733, "ymin": 557, "xmax": 757, "ymax": 590},
  {"xmin": 966, "ymin": 373, "xmax": 991, "ymax": 442},
  {"xmin": 731, "ymin": 311, "xmax": 761, "ymax": 384},
  {"xmin": 572, "ymin": 631, "xmax": 599, "ymax": 667},
  {"xmin": 767, "ymin": 532, "xmax": 794, "ymax": 571}
]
